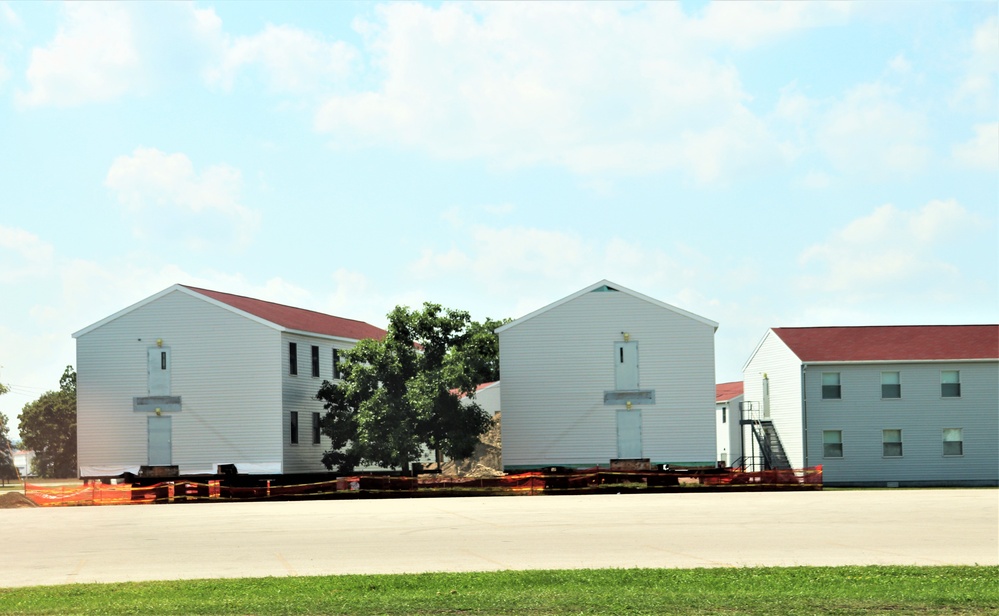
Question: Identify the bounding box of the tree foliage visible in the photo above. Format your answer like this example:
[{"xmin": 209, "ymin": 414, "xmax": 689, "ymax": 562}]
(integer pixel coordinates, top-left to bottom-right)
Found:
[
  {"xmin": 18, "ymin": 366, "xmax": 77, "ymax": 478},
  {"xmin": 317, "ymin": 304, "xmax": 507, "ymax": 473},
  {"xmin": 0, "ymin": 413, "xmax": 17, "ymax": 483},
  {"xmin": 1, "ymin": 381, "xmax": 18, "ymax": 483}
]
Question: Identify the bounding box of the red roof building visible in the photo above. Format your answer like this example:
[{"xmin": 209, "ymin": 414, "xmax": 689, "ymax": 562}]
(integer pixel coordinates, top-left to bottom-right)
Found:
[
  {"xmin": 715, "ymin": 381, "xmax": 744, "ymax": 403},
  {"xmin": 741, "ymin": 324, "xmax": 998, "ymax": 487},
  {"xmin": 183, "ymin": 286, "xmax": 386, "ymax": 341},
  {"xmin": 771, "ymin": 325, "xmax": 998, "ymax": 363}
]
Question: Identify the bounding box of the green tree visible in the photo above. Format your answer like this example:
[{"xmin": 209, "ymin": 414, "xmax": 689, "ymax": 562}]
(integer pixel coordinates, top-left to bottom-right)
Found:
[
  {"xmin": 1, "ymin": 382, "xmax": 18, "ymax": 485},
  {"xmin": 18, "ymin": 366, "xmax": 77, "ymax": 478},
  {"xmin": 317, "ymin": 304, "xmax": 504, "ymax": 473}
]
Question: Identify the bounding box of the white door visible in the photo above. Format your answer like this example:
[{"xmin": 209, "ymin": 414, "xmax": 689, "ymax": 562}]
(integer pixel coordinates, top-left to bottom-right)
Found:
[
  {"xmin": 148, "ymin": 416, "xmax": 172, "ymax": 466},
  {"xmin": 148, "ymin": 347, "xmax": 171, "ymax": 396},
  {"xmin": 614, "ymin": 342, "xmax": 639, "ymax": 390},
  {"xmin": 616, "ymin": 410, "xmax": 642, "ymax": 459}
]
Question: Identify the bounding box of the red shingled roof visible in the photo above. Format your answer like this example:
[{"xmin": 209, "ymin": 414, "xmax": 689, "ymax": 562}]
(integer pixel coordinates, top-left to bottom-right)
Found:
[
  {"xmin": 772, "ymin": 325, "xmax": 999, "ymax": 362},
  {"xmin": 184, "ymin": 286, "xmax": 386, "ymax": 341},
  {"xmin": 716, "ymin": 381, "xmax": 743, "ymax": 402}
]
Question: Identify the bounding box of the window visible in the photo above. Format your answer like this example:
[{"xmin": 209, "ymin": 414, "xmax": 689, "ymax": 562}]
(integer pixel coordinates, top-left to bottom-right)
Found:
[
  {"xmin": 881, "ymin": 371, "xmax": 901, "ymax": 399},
  {"xmin": 882, "ymin": 429, "xmax": 902, "ymax": 457},
  {"xmin": 290, "ymin": 411, "xmax": 299, "ymax": 444},
  {"xmin": 822, "ymin": 372, "xmax": 841, "ymax": 399},
  {"xmin": 941, "ymin": 370, "xmax": 961, "ymax": 398},
  {"xmin": 721, "ymin": 407, "xmax": 727, "ymax": 424},
  {"xmin": 943, "ymin": 428, "xmax": 963, "ymax": 456},
  {"xmin": 332, "ymin": 348, "xmax": 342, "ymax": 379},
  {"xmin": 312, "ymin": 412, "xmax": 321, "ymax": 445},
  {"xmin": 289, "ymin": 342, "xmax": 298, "ymax": 375},
  {"xmin": 823, "ymin": 430, "xmax": 843, "ymax": 458},
  {"xmin": 311, "ymin": 345, "xmax": 320, "ymax": 378}
]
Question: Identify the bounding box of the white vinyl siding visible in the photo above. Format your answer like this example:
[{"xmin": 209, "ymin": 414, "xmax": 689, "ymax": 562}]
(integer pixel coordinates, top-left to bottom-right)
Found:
[
  {"xmin": 499, "ymin": 288, "xmax": 716, "ymax": 469},
  {"xmin": 804, "ymin": 361, "xmax": 998, "ymax": 486},
  {"xmin": 742, "ymin": 332, "xmax": 805, "ymax": 468},
  {"xmin": 76, "ymin": 289, "xmax": 283, "ymax": 476},
  {"xmin": 281, "ymin": 332, "xmax": 342, "ymax": 472}
]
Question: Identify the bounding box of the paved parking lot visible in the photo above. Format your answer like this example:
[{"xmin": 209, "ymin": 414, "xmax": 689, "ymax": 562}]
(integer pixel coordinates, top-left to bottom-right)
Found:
[{"xmin": 2, "ymin": 488, "xmax": 996, "ymax": 588}]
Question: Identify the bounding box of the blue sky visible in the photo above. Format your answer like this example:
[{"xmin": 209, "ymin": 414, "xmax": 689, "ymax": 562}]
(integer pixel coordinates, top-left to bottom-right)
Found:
[{"xmin": 1, "ymin": 1, "xmax": 996, "ymax": 439}]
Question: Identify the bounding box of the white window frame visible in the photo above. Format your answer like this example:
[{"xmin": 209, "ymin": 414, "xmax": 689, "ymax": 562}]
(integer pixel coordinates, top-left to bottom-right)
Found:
[
  {"xmin": 882, "ymin": 429, "xmax": 903, "ymax": 458},
  {"xmin": 941, "ymin": 370, "xmax": 961, "ymax": 398},
  {"xmin": 942, "ymin": 428, "xmax": 963, "ymax": 457},
  {"xmin": 822, "ymin": 430, "xmax": 843, "ymax": 458},
  {"xmin": 880, "ymin": 371, "xmax": 901, "ymax": 399},
  {"xmin": 821, "ymin": 372, "xmax": 841, "ymax": 400}
]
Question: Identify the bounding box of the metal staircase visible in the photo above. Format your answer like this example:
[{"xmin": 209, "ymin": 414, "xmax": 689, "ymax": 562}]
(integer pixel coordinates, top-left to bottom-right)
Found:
[{"xmin": 746, "ymin": 419, "xmax": 791, "ymax": 471}]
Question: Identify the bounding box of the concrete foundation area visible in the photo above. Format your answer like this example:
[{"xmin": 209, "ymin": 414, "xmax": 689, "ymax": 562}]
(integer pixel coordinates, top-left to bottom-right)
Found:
[{"xmin": 2, "ymin": 489, "xmax": 996, "ymax": 588}]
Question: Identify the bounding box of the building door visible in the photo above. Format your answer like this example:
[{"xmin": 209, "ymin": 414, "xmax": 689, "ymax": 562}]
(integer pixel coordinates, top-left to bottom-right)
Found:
[
  {"xmin": 148, "ymin": 416, "xmax": 172, "ymax": 466},
  {"xmin": 616, "ymin": 410, "xmax": 642, "ymax": 459},
  {"xmin": 148, "ymin": 347, "xmax": 171, "ymax": 396},
  {"xmin": 614, "ymin": 341, "xmax": 639, "ymax": 390}
]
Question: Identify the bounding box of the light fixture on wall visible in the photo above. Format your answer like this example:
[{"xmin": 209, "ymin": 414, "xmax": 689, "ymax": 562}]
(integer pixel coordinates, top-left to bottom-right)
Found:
[
  {"xmin": 626, "ymin": 401, "xmax": 632, "ymax": 410},
  {"xmin": 622, "ymin": 332, "xmax": 631, "ymax": 341},
  {"xmin": 155, "ymin": 408, "xmax": 162, "ymax": 416},
  {"xmin": 156, "ymin": 338, "xmax": 163, "ymax": 347}
]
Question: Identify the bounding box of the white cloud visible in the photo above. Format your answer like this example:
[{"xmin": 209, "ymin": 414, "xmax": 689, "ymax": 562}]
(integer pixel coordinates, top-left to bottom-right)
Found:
[
  {"xmin": 0, "ymin": 1, "xmax": 21, "ymax": 28},
  {"xmin": 797, "ymin": 170, "xmax": 831, "ymax": 189},
  {"xmin": 16, "ymin": 3, "xmax": 223, "ymax": 107},
  {"xmin": 798, "ymin": 200, "xmax": 982, "ymax": 297},
  {"xmin": 952, "ymin": 122, "xmax": 999, "ymax": 170},
  {"xmin": 315, "ymin": 2, "xmax": 798, "ymax": 182},
  {"xmin": 951, "ymin": 15, "xmax": 998, "ymax": 111},
  {"xmin": 207, "ymin": 24, "xmax": 356, "ymax": 94},
  {"xmin": 691, "ymin": 1, "xmax": 852, "ymax": 49},
  {"xmin": 0, "ymin": 225, "xmax": 55, "ymax": 283},
  {"xmin": 17, "ymin": 2, "xmax": 359, "ymax": 106},
  {"xmin": 405, "ymin": 215, "xmax": 737, "ymax": 325},
  {"xmin": 817, "ymin": 82, "xmax": 930, "ymax": 176},
  {"xmin": 887, "ymin": 53, "xmax": 911, "ymax": 75},
  {"xmin": 105, "ymin": 147, "xmax": 260, "ymax": 250}
]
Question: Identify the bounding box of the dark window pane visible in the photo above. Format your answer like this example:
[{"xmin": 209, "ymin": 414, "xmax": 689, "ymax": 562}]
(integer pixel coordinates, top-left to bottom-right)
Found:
[
  {"xmin": 883, "ymin": 442, "xmax": 902, "ymax": 457},
  {"xmin": 290, "ymin": 411, "xmax": 299, "ymax": 444},
  {"xmin": 882, "ymin": 384, "xmax": 901, "ymax": 398},
  {"xmin": 943, "ymin": 441, "xmax": 963, "ymax": 456},
  {"xmin": 311, "ymin": 345, "xmax": 320, "ymax": 377},
  {"xmin": 824, "ymin": 443, "xmax": 843, "ymax": 458},
  {"xmin": 289, "ymin": 343, "xmax": 298, "ymax": 375},
  {"xmin": 942, "ymin": 383, "xmax": 961, "ymax": 397},
  {"xmin": 312, "ymin": 412, "xmax": 321, "ymax": 444},
  {"xmin": 822, "ymin": 385, "xmax": 841, "ymax": 399}
]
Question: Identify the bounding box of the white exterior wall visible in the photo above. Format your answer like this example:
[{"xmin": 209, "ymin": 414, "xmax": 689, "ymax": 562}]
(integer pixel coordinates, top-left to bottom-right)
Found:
[
  {"xmin": 281, "ymin": 333, "xmax": 351, "ymax": 473},
  {"xmin": 499, "ymin": 289, "xmax": 716, "ymax": 469},
  {"xmin": 716, "ymin": 394, "xmax": 743, "ymax": 466},
  {"xmin": 805, "ymin": 361, "xmax": 999, "ymax": 486},
  {"xmin": 742, "ymin": 332, "xmax": 806, "ymax": 468},
  {"xmin": 76, "ymin": 289, "xmax": 283, "ymax": 476},
  {"xmin": 469, "ymin": 382, "xmax": 501, "ymax": 416}
]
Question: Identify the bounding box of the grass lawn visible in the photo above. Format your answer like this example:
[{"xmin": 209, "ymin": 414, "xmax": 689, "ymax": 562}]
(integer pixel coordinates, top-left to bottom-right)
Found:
[{"xmin": 1, "ymin": 566, "xmax": 996, "ymax": 615}]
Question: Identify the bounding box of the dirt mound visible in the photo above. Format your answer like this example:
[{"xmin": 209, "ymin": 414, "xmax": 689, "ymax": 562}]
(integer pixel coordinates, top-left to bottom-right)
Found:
[
  {"xmin": 0, "ymin": 491, "xmax": 38, "ymax": 509},
  {"xmin": 442, "ymin": 412, "xmax": 504, "ymax": 477}
]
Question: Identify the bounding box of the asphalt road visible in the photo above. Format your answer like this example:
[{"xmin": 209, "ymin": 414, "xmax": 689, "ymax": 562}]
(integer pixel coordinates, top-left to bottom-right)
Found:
[{"xmin": 2, "ymin": 489, "xmax": 996, "ymax": 588}]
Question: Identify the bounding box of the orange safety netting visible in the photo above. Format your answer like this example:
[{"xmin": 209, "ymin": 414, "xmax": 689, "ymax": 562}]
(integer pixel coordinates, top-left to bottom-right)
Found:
[{"xmin": 24, "ymin": 466, "xmax": 821, "ymax": 506}]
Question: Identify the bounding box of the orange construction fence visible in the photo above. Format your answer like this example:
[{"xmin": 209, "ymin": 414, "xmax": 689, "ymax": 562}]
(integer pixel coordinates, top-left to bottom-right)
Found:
[{"xmin": 24, "ymin": 466, "xmax": 821, "ymax": 507}]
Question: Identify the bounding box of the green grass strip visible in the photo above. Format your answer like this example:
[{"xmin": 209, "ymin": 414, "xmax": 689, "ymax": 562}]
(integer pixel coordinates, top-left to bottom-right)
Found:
[{"xmin": 1, "ymin": 566, "xmax": 996, "ymax": 615}]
